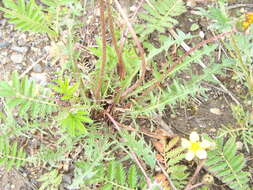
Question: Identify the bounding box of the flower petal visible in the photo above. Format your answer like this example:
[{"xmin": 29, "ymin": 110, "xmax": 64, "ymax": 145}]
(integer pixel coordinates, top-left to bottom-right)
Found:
[
  {"xmin": 190, "ymin": 132, "xmax": 199, "ymax": 142},
  {"xmin": 185, "ymin": 151, "xmax": 195, "ymax": 161},
  {"xmin": 196, "ymin": 149, "xmax": 207, "ymax": 159},
  {"xmin": 181, "ymin": 138, "xmax": 190, "ymax": 148},
  {"xmin": 200, "ymin": 139, "xmax": 212, "ymax": 149}
]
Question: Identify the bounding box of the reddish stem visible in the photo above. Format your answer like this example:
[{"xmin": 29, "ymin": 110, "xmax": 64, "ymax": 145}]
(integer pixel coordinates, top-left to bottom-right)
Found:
[{"xmin": 95, "ymin": 0, "xmax": 107, "ymax": 100}]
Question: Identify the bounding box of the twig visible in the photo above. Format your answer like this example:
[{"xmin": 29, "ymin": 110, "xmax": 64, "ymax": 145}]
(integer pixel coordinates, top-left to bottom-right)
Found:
[
  {"xmin": 168, "ymin": 28, "xmax": 240, "ymax": 105},
  {"xmin": 119, "ymin": 0, "xmax": 145, "ymax": 52},
  {"xmin": 105, "ymin": 112, "xmax": 152, "ymax": 188},
  {"xmin": 114, "ymin": 0, "xmax": 146, "ymax": 99},
  {"xmin": 107, "ymin": 0, "xmax": 125, "ymax": 80},
  {"xmin": 228, "ymin": 3, "xmax": 253, "ymax": 9},
  {"xmin": 95, "ymin": 0, "xmax": 107, "ymax": 100},
  {"xmin": 19, "ymin": 55, "xmax": 47, "ymax": 79},
  {"xmin": 187, "ymin": 182, "xmax": 204, "ymax": 190},
  {"xmin": 157, "ymin": 161, "xmax": 178, "ymax": 190},
  {"xmin": 184, "ymin": 160, "xmax": 205, "ymax": 190},
  {"xmin": 130, "ymin": 150, "xmax": 152, "ymax": 187}
]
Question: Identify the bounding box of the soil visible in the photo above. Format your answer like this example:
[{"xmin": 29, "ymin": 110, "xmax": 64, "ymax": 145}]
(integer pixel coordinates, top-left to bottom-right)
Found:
[{"xmin": 0, "ymin": 0, "xmax": 252, "ymax": 189}]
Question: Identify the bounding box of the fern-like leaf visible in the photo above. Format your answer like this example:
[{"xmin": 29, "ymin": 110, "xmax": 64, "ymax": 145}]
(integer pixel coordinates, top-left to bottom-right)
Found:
[
  {"xmin": 0, "ymin": 138, "xmax": 26, "ymax": 170},
  {"xmin": 0, "ymin": 0, "xmax": 56, "ymax": 37},
  {"xmin": 165, "ymin": 137, "xmax": 189, "ymax": 189},
  {"xmin": 0, "ymin": 72, "xmax": 58, "ymax": 119},
  {"xmin": 205, "ymin": 137, "xmax": 250, "ymax": 190},
  {"xmin": 128, "ymin": 165, "xmax": 138, "ymax": 189},
  {"xmin": 136, "ymin": 0, "xmax": 186, "ymax": 39},
  {"xmin": 120, "ymin": 131, "xmax": 156, "ymax": 169},
  {"xmin": 38, "ymin": 169, "xmax": 62, "ymax": 190}
]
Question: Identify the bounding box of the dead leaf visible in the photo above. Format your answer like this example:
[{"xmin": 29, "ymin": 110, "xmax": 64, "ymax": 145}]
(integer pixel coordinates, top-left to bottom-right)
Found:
[
  {"xmin": 152, "ymin": 140, "xmax": 164, "ymax": 154},
  {"xmin": 156, "ymin": 153, "xmax": 165, "ymax": 163},
  {"xmin": 154, "ymin": 173, "xmax": 170, "ymax": 190}
]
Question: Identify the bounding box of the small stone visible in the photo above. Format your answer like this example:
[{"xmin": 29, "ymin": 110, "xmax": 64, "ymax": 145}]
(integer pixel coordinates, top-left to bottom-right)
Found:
[
  {"xmin": 33, "ymin": 63, "xmax": 43, "ymax": 73},
  {"xmin": 62, "ymin": 174, "xmax": 72, "ymax": 185},
  {"xmin": 199, "ymin": 31, "xmax": 205, "ymax": 39},
  {"xmin": 5, "ymin": 183, "xmax": 11, "ymax": 190},
  {"xmin": 0, "ymin": 56, "xmax": 9, "ymax": 65},
  {"xmin": 209, "ymin": 128, "xmax": 216, "ymax": 132},
  {"xmin": 236, "ymin": 141, "xmax": 243, "ymax": 151},
  {"xmin": 0, "ymin": 41, "xmax": 11, "ymax": 49},
  {"xmin": 10, "ymin": 53, "xmax": 23, "ymax": 63},
  {"xmin": 11, "ymin": 46, "xmax": 29, "ymax": 54},
  {"xmin": 17, "ymin": 33, "xmax": 27, "ymax": 46},
  {"xmin": 11, "ymin": 184, "xmax": 15, "ymax": 189},
  {"xmin": 30, "ymin": 72, "xmax": 47, "ymax": 85},
  {"xmin": 170, "ymin": 114, "xmax": 177, "ymax": 119},
  {"xmin": 210, "ymin": 108, "xmax": 222, "ymax": 115}
]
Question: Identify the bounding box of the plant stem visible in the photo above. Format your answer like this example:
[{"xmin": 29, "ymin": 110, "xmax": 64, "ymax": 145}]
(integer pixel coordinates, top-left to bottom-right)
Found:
[
  {"xmin": 107, "ymin": 0, "xmax": 125, "ymax": 80},
  {"xmin": 184, "ymin": 160, "xmax": 205, "ymax": 190},
  {"xmin": 95, "ymin": 0, "xmax": 107, "ymax": 100},
  {"xmin": 114, "ymin": 0, "xmax": 147, "ymax": 99}
]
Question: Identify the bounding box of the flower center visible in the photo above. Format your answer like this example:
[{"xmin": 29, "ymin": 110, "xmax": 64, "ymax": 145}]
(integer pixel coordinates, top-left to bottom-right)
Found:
[{"xmin": 189, "ymin": 142, "xmax": 201, "ymax": 152}]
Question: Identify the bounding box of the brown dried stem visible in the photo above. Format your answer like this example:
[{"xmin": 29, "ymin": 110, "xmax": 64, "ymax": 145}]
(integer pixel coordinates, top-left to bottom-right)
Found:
[
  {"xmin": 114, "ymin": 0, "xmax": 147, "ymax": 99},
  {"xmin": 184, "ymin": 160, "xmax": 205, "ymax": 190},
  {"xmin": 107, "ymin": 0, "xmax": 125, "ymax": 80},
  {"xmin": 95, "ymin": 0, "xmax": 107, "ymax": 100}
]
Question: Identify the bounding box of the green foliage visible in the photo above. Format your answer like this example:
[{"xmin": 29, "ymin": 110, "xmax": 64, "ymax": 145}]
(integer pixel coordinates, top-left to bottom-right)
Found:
[
  {"xmin": 205, "ymin": 137, "xmax": 250, "ymax": 190},
  {"xmin": 194, "ymin": 1, "xmax": 231, "ymax": 31},
  {"xmin": 0, "ymin": 72, "xmax": 58, "ymax": 119},
  {"xmin": 145, "ymin": 31, "xmax": 192, "ymax": 62},
  {"xmin": 165, "ymin": 137, "xmax": 189, "ymax": 189},
  {"xmin": 136, "ymin": 0, "xmax": 186, "ymax": 39},
  {"xmin": 218, "ymin": 104, "xmax": 253, "ymax": 153},
  {"xmin": 0, "ymin": 0, "xmax": 56, "ymax": 37},
  {"xmin": 69, "ymin": 134, "xmax": 116, "ymax": 189},
  {"xmin": 101, "ymin": 161, "xmax": 144, "ymax": 190},
  {"xmin": 0, "ymin": 137, "xmax": 26, "ymax": 170},
  {"xmin": 38, "ymin": 169, "xmax": 62, "ymax": 190},
  {"xmin": 90, "ymin": 39, "xmax": 141, "ymax": 99},
  {"xmin": 51, "ymin": 77, "xmax": 79, "ymax": 100},
  {"xmin": 119, "ymin": 131, "xmax": 156, "ymax": 170},
  {"xmin": 59, "ymin": 109, "xmax": 93, "ymax": 136},
  {"xmin": 131, "ymin": 45, "xmax": 230, "ymax": 116}
]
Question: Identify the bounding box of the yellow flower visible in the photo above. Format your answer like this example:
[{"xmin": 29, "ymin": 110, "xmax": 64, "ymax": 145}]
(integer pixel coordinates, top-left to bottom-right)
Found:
[
  {"xmin": 242, "ymin": 12, "xmax": 253, "ymax": 30},
  {"xmin": 181, "ymin": 132, "xmax": 215, "ymax": 161}
]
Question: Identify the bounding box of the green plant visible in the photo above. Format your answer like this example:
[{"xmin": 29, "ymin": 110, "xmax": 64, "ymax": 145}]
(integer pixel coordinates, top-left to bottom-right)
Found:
[
  {"xmin": 0, "ymin": 72, "xmax": 58, "ymax": 119},
  {"xmin": 59, "ymin": 109, "xmax": 93, "ymax": 136},
  {"xmin": 219, "ymin": 104, "xmax": 253, "ymax": 153},
  {"xmin": 136, "ymin": 0, "xmax": 186, "ymax": 40},
  {"xmin": 119, "ymin": 131, "xmax": 156, "ymax": 170},
  {"xmin": 101, "ymin": 161, "xmax": 144, "ymax": 190},
  {"xmin": 165, "ymin": 137, "xmax": 189, "ymax": 189},
  {"xmin": 0, "ymin": 137, "xmax": 26, "ymax": 170},
  {"xmin": 205, "ymin": 137, "xmax": 250, "ymax": 190},
  {"xmin": 38, "ymin": 169, "xmax": 62, "ymax": 190},
  {"xmin": 0, "ymin": 0, "xmax": 57, "ymax": 37}
]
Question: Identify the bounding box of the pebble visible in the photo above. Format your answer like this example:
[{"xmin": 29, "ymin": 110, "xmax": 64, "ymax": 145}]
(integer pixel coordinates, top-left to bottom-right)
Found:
[
  {"xmin": 10, "ymin": 46, "xmax": 29, "ymax": 54},
  {"xmin": 236, "ymin": 141, "xmax": 243, "ymax": 151},
  {"xmin": 209, "ymin": 128, "xmax": 216, "ymax": 132},
  {"xmin": 33, "ymin": 63, "xmax": 43, "ymax": 73},
  {"xmin": 0, "ymin": 56, "xmax": 9, "ymax": 65},
  {"xmin": 10, "ymin": 53, "xmax": 24, "ymax": 63},
  {"xmin": 4, "ymin": 183, "xmax": 11, "ymax": 190},
  {"xmin": 30, "ymin": 72, "xmax": 47, "ymax": 85},
  {"xmin": 210, "ymin": 108, "xmax": 222, "ymax": 115},
  {"xmin": 62, "ymin": 174, "xmax": 72, "ymax": 185},
  {"xmin": 0, "ymin": 41, "xmax": 11, "ymax": 49},
  {"xmin": 199, "ymin": 31, "xmax": 205, "ymax": 39}
]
